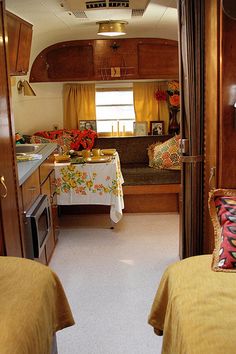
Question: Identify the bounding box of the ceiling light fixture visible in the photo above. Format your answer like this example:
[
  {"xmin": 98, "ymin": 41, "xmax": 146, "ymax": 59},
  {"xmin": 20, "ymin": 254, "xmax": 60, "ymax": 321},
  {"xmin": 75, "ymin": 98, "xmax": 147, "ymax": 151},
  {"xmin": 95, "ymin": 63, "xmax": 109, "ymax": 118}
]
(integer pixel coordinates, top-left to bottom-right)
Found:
[
  {"xmin": 17, "ymin": 80, "xmax": 36, "ymax": 96},
  {"xmin": 97, "ymin": 20, "xmax": 128, "ymax": 37}
]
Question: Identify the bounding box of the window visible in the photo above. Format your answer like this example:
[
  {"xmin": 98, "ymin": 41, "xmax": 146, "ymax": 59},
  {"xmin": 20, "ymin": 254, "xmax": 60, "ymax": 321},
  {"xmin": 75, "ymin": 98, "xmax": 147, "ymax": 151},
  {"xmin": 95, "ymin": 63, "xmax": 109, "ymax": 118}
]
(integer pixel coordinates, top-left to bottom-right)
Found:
[{"xmin": 96, "ymin": 88, "xmax": 135, "ymax": 134}]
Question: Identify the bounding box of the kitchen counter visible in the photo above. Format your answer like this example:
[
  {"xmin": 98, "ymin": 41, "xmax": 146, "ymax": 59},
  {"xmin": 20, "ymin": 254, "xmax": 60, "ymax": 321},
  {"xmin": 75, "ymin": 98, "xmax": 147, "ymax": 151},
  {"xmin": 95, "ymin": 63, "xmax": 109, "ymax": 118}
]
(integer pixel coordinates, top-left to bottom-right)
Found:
[{"xmin": 17, "ymin": 143, "xmax": 57, "ymax": 186}]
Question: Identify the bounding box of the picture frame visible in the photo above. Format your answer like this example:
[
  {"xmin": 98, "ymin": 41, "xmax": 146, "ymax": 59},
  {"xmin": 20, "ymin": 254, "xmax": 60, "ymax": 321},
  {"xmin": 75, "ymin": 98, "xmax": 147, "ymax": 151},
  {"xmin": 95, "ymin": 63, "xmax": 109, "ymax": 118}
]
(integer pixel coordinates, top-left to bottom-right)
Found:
[
  {"xmin": 150, "ymin": 121, "xmax": 164, "ymax": 136},
  {"xmin": 79, "ymin": 120, "xmax": 97, "ymax": 131},
  {"xmin": 133, "ymin": 122, "xmax": 148, "ymax": 136}
]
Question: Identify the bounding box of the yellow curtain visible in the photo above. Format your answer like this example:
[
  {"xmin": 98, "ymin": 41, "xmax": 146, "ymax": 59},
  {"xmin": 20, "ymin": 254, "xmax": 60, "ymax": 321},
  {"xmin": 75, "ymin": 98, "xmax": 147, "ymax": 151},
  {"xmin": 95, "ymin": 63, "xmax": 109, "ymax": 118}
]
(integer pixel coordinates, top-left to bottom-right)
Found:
[
  {"xmin": 156, "ymin": 82, "xmax": 169, "ymax": 134},
  {"xmin": 63, "ymin": 83, "xmax": 96, "ymax": 129},
  {"xmin": 133, "ymin": 81, "xmax": 169, "ymax": 134}
]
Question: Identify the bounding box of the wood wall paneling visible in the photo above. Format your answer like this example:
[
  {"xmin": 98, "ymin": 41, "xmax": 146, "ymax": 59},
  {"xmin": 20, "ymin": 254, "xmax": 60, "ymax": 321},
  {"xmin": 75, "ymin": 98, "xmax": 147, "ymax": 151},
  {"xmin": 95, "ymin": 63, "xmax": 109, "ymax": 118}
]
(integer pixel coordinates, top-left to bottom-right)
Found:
[
  {"xmin": 203, "ymin": 0, "xmax": 220, "ymax": 253},
  {"xmin": 219, "ymin": 11, "xmax": 236, "ymax": 188},
  {"xmin": 94, "ymin": 38, "xmax": 138, "ymax": 80}
]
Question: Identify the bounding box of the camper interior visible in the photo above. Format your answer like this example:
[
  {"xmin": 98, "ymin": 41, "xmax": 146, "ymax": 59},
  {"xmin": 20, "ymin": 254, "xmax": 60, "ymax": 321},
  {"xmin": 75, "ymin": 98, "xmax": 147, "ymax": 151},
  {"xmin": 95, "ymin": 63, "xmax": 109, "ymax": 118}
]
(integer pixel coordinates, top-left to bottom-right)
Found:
[{"xmin": 1, "ymin": 0, "xmax": 236, "ymax": 353}]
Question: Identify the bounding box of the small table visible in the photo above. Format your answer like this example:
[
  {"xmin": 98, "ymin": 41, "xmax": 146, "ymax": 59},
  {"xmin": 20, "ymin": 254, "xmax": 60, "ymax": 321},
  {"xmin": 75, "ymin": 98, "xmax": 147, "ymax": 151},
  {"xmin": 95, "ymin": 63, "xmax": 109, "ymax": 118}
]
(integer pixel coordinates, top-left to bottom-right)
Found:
[{"xmin": 54, "ymin": 153, "xmax": 124, "ymax": 223}]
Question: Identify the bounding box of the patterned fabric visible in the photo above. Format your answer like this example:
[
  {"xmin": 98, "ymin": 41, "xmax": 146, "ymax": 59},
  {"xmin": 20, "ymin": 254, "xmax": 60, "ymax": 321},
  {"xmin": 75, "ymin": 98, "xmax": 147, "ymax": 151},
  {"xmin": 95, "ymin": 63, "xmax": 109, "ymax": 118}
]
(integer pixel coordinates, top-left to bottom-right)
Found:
[
  {"xmin": 151, "ymin": 135, "xmax": 181, "ymax": 170},
  {"xmin": 147, "ymin": 142, "xmax": 162, "ymax": 167},
  {"xmin": 54, "ymin": 154, "xmax": 124, "ymax": 223},
  {"xmin": 209, "ymin": 189, "xmax": 236, "ymax": 272},
  {"xmin": 31, "ymin": 129, "xmax": 97, "ymax": 151}
]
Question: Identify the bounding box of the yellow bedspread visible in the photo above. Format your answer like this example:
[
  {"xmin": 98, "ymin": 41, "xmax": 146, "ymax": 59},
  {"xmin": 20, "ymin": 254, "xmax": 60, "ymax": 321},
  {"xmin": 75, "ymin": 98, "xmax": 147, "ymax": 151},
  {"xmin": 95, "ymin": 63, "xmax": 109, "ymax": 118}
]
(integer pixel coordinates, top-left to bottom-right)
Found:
[
  {"xmin": 0, "ymin": 256, "xmax": 74, "ymax": 354},
  {"xmin": 148, "ymin": 255, "xmax": 236, "ymax": 354}
]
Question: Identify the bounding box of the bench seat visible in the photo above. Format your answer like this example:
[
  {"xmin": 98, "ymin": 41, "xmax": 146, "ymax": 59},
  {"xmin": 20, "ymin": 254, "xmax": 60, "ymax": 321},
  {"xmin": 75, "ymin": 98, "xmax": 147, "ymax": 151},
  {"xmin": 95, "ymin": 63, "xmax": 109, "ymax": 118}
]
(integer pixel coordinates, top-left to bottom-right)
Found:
[
  {"xmin": 121, "ymin": 163, "xmax": 181, "ymax": 186},
  {"xmin": 95, "ymin": 136, "xmax": 181, "ymax": 213}
]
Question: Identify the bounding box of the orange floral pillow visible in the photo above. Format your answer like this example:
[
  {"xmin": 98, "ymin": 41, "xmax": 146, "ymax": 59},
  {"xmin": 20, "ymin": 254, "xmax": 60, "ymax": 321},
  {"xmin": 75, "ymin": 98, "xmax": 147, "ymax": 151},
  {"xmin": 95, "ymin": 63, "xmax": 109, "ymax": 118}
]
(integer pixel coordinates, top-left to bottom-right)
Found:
[
  {"xmin": 151, "ymin": 135, "xmax": 181, "ymax": 170},
  {"xmin": 147, "ymin": 142, "xmax": 162, "ymax": 167}
]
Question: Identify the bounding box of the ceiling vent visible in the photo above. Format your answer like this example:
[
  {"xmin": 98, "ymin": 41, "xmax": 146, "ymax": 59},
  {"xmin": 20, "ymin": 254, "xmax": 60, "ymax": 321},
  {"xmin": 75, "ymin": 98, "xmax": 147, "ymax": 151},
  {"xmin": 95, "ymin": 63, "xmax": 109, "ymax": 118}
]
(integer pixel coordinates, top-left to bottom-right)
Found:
[
  {"xmin": 72, "ymin": 10, "xmax": 88, "ymax": 18},
  {"xmin": 131, "ymin": 9, "xmax": 145, "ymax": 17},
  {"xmin": 62, "ymin": 0, "xmax": 149, "ymax": 16}
]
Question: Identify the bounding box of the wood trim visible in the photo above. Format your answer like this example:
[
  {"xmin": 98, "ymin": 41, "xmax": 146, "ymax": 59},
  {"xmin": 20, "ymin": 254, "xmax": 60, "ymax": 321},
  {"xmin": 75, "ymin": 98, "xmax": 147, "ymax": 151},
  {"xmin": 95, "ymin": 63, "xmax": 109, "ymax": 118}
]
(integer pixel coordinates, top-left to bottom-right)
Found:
[
  {"xmin": 124, "ymin": 193, "xmax": 179, "ymax": 213},
  {"xmin": 0, "ymin": 2, "xmax": 23, "ymax": 256},
  {"xmin": 123, "ymin": 184, "xmax": 181, "ymax": 195},
  {"xmin": 203, "ymin": 0, "xmax": 220, "ymax": 253}
]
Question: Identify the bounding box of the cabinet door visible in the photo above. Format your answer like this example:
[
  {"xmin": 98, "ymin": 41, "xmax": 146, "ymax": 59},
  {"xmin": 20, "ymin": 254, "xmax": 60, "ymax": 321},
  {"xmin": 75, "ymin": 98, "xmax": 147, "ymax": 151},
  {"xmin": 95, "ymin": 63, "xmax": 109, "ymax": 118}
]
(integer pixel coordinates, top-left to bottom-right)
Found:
[
  {"xmin": 6, "ymin": 12, "xmax": 20, "ymax": 74},
  {"xmin": 16, "ymin": 22, "xmax": 33, "ymax": 74},
  {"xmin": 0, "ymin": 3, "xmax": 22, "ymax": 256},
  {"xmin": 21, "ymin": 169, "xmax": 40, "ymax": 211},
  {"xmin": 6, "ymin": 11, "xmax": 32, "ymax": 75}
]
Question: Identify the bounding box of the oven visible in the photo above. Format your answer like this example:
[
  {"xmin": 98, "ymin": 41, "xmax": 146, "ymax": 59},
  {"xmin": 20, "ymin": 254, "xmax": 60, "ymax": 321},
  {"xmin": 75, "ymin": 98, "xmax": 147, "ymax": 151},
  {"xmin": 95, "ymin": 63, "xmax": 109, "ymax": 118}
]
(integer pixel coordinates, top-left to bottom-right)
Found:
[{"xmin": 24, "ymin": 195, "xmax": 52, "ymax": 258}]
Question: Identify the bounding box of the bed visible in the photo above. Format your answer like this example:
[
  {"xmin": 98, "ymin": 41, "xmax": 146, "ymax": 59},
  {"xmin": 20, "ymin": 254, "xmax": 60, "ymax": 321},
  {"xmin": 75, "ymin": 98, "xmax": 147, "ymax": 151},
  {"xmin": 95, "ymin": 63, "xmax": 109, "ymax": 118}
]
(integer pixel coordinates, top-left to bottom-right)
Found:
[
  {"xmin": 148, "ymin": 255, "xmax": 236, "ymax": 354},
  {"xmin": 0, "ymin": 256, "xmax": 74, "ymax": 354}
]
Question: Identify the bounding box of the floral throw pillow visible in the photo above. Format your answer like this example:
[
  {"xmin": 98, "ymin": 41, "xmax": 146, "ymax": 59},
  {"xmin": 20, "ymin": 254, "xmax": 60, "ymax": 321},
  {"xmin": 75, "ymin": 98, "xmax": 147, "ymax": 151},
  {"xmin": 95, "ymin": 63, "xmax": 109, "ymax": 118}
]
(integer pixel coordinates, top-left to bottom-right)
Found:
[
  {"xmin": 209, "ymin": 189, "xmax": 236, "ymax": 272},
  {"xmin": 151, "ymin": 135, "xmax": 181, "ymax": 170},
  {"xmin": 147, "ymin": 142, "xmax": 162, "ymax": 167}
]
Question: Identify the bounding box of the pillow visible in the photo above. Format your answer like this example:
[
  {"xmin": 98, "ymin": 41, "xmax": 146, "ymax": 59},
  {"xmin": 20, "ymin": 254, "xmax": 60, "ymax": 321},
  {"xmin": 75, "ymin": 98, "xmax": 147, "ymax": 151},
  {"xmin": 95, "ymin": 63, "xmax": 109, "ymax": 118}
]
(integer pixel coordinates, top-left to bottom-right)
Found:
[
  {"xmin": 151, "ymin": 135, "xmax": 181, "ymax": 170},
  {"xmin": 30, "ymin": 134, "xmax": 74, "ymax": 153},
  {"xmin": 209, "ymin": 188, "xmax": 236, "ymax": 272},
  {"xmin": 147, "ymin": 142, "xmax": 162, "ymax": 167}
]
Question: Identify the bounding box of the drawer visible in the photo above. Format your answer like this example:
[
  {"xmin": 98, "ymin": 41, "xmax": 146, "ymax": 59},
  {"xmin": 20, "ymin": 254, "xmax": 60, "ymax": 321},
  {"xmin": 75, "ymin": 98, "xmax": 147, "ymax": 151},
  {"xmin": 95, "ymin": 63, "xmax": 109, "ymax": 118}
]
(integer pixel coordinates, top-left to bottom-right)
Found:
[
  {"xmin": 40, "ymin": 177, "xmax": 51, "ymax": 199},
  {"xmin": 21, "ymin": 169, "xmax": 40, "ymax": 211},
  {"xmin": 39, "ymin": 154, "xmax": 55, "ymax": 185}
]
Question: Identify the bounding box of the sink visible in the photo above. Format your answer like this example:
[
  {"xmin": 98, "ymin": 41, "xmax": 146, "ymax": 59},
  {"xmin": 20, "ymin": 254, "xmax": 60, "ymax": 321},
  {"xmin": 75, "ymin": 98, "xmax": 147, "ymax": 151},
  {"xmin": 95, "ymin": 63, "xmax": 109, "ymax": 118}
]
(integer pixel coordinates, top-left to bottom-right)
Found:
[{"xmin": 15, "ymin": 144, "xmax": 44, "ymax": 154}]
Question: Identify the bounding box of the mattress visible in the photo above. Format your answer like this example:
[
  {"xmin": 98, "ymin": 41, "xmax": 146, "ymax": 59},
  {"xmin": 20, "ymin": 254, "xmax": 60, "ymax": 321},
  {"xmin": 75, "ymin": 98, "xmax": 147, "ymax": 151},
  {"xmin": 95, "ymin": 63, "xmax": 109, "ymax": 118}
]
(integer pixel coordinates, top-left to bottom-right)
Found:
[
  {"xmin": 0, "ymin": 256, "xmax": 74, "ymax": 354},
  {"xmin": 148, "ymin": 255, "xmax": 236, "ymax": 354}
]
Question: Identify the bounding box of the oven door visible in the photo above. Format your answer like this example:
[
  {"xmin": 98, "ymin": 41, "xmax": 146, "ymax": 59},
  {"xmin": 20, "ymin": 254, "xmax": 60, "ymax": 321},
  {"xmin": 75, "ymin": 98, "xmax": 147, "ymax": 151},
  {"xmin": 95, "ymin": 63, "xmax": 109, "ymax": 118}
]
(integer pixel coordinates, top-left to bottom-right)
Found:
[{"xmin": 26, "ymin": 195, "xmax": 52, "ymax": 258}]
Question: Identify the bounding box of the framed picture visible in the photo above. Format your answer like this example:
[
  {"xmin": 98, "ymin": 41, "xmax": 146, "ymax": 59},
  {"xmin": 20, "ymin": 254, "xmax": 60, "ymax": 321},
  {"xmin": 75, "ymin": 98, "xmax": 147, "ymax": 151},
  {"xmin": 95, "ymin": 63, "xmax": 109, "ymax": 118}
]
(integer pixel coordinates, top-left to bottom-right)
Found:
[
  {"xmin": 150, "ymin": 121, "xmax": 164, "ymax": 136},
  {"xmin": 133, "ymin": 122, "xmax": 148, "ymax": 136},
  {"xmin": 79, "ymin": 120, "xmax": 97, "ymax": 131}
]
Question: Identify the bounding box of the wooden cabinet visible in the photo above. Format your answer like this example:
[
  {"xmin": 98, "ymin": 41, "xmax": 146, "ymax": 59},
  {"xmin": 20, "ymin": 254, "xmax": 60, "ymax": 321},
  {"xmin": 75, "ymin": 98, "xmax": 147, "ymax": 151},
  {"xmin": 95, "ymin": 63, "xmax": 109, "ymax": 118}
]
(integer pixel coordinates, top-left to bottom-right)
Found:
[
  {"xmin": 6, "ymin": 11, "xmax": 33, "ymax": 75},
  {"xmin": 30, "ymin": 38, "xmax": 179, "ymax": 82},
  {"xmin": 21, "ymin": 169, "xmax": 40, "ymax": 211},
  {"xmin": 20, "ymin": 151, "xmax": 58, "ymax": 264}
]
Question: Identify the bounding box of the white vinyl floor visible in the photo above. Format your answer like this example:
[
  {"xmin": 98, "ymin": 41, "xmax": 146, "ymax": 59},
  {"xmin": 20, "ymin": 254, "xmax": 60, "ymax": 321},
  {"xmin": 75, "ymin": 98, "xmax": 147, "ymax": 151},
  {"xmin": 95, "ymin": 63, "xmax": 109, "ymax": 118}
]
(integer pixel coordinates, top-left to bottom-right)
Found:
[{"xmin": 49, "ymin": 212, "xmax": 179, "ymax": 354}]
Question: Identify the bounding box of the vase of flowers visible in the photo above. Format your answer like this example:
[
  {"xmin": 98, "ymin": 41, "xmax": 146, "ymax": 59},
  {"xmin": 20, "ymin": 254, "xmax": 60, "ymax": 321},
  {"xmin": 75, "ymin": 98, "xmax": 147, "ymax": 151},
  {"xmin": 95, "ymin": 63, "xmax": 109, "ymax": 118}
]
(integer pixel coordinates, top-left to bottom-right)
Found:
[
  {"xmin": 167, "ymin": 81, "xmax": 180, "ymax": 135},
  {"xmin": 155, "ymin": 81, "xmax": 180, "ymax": 135}
]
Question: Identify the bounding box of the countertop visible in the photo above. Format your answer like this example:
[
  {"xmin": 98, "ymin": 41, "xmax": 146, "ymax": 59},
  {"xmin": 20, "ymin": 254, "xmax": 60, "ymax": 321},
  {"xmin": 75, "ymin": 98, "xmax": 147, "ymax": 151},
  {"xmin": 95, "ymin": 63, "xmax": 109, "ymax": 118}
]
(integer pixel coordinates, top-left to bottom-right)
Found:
[{"xmin": 17, "ymin": 143, "xmax": 57, "ymax": 186}]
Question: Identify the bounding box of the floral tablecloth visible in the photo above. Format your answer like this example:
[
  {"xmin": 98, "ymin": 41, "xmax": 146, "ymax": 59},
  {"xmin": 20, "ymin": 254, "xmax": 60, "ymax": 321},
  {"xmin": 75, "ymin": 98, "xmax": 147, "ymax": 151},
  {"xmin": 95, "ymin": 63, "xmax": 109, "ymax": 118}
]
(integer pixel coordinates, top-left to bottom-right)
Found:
[{"xmin": 54, "ymin": 154, "xmax": 124, "ymax": 223}]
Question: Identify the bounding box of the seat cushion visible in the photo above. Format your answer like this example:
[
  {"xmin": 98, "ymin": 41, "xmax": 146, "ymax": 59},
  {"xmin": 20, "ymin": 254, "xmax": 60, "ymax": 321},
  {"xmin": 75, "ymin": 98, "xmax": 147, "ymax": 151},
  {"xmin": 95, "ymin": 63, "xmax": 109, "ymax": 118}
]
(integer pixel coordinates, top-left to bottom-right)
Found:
[{"xmin": 121, "ymin": 163, "xmax": 181, "ymax": 186}]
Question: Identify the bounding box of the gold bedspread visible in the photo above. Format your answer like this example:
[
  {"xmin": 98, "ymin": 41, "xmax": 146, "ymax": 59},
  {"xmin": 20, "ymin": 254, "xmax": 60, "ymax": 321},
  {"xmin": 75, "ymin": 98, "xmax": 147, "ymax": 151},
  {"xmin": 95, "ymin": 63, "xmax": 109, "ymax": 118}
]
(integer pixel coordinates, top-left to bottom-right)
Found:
[
  {"xmin": 0, "ymin": 256, "xmax": 75, "ymax": 354},
  {"xmin": 148, "ymin": 255, "xmax": 236, "ymax": 354}
]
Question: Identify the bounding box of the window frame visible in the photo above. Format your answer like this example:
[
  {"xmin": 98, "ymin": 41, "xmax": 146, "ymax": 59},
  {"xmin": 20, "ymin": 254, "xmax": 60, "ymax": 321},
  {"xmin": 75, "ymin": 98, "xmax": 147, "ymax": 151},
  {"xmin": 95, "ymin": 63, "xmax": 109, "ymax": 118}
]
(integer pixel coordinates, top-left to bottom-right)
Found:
[{"xmin": 95, "ymin": 86, "xmax": 135, "ymax": 136}]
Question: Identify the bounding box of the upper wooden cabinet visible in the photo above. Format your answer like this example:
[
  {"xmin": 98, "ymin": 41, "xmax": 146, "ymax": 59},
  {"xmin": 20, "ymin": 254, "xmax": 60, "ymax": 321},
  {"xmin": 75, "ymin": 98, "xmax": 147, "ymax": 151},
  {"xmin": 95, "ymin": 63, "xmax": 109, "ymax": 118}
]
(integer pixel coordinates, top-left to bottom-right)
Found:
[
  {"xmin": 6, "ymin": 11, "xmax": 33, "ymax": 75},
  {"xmin": 30, "ymin": 38, "xmax": 179, "ymax": 82}
]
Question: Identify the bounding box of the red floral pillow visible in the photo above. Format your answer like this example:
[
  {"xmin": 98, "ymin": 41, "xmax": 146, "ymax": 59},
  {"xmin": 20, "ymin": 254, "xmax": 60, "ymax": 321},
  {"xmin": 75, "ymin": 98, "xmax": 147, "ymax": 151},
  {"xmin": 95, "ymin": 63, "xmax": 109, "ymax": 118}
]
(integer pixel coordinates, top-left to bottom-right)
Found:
[
  {"xmin": 33, "ymin": 129, "xmax": 97, "ymax": 151},
  {"xmin": 209, "ymin": 189, "xmax": 236, "ymax": 272}
]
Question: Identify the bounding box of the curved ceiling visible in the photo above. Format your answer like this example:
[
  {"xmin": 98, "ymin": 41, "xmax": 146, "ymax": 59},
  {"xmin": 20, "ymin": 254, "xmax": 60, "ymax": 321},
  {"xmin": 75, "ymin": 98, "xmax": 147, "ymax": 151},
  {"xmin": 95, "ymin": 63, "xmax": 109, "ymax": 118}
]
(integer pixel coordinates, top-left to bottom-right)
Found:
[{"xmin": 6, "ymin": 0, "xmax": 178, "ymax": 61}]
